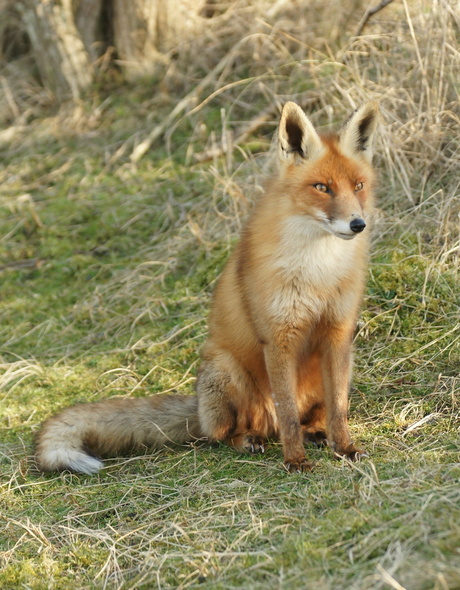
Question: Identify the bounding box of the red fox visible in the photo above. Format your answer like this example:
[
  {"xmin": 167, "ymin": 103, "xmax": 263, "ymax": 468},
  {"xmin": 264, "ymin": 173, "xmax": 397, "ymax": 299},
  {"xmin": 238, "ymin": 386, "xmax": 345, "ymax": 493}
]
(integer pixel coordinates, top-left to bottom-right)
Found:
[{"xmin": 35, "ymin": 100, "xmax": 379, "ymax": 474}]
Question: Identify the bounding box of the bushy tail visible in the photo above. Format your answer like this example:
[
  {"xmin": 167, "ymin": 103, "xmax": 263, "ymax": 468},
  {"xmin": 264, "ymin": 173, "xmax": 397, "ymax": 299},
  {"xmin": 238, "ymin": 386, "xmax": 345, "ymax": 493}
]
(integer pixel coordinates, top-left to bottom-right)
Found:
[{"xmin": 35, "ymin": 395, "xmax": 202, "ymax": 474}]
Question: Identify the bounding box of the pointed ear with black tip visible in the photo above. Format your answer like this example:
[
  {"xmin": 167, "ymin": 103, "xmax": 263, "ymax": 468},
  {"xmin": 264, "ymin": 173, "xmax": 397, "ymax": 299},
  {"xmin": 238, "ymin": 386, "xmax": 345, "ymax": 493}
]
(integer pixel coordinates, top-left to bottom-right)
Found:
[
  {"xmin": 339, "ymin": 102, "xmax": 379, "ymax": 162},
  {"xmin": 278, "ymin": 102, "xmax": 323, "ymax": 165}
]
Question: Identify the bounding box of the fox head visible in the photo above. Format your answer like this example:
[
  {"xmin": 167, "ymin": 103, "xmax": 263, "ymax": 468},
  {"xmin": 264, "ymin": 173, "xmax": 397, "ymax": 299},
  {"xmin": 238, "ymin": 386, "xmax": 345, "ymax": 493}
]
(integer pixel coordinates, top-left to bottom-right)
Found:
[{"xmin": 277, "ymin": 101, "xmax": 379, "ymax": 240}]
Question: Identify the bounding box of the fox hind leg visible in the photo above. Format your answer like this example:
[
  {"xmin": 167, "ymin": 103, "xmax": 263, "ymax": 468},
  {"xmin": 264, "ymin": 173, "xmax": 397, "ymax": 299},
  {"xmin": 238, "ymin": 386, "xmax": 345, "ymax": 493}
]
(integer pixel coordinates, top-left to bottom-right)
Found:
[
  {"xmin": 227, "ymin": 430, "xmax": 266, "ymax": 454},
  {"xmin": 196, "ymin": 355, "xmax": 268, "ymax": 454},
  {"xmin": 302, "ymin": 425, "xmax": 328, "ymax": 447},
  {"xmin": 301, "ymin": 403, "xmax": 327, "ymax": 447}
]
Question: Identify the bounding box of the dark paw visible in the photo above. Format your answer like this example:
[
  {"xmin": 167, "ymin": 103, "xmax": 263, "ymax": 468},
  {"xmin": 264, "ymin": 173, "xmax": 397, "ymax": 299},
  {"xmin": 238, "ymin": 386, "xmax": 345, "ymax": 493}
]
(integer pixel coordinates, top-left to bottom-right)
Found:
[
  {"xmin": 229, "ymin": 431, "xmax": 266, "ymax": 454},
  {"xmin": 334, "ymin": 445, "xmax": 368, "ymax": 462},
  {"xmin": 283, "ymin": 458, "xmax": 314, "ymax": 473},
  {"xmin": 303, "ymin": 429, "xmax": 328, "ymax": 448},
  {"xmin": 243, "ymin": 433, "xmax": 265, "ymax": 454}
]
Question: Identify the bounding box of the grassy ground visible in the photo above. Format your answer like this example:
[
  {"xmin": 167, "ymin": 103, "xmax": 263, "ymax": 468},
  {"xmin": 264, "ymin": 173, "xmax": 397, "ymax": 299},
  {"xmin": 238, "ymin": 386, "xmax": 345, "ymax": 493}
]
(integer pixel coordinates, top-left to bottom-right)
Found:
[{"xmin": 1, "ymin": 1, "xmax": 459, "ymax": 588}]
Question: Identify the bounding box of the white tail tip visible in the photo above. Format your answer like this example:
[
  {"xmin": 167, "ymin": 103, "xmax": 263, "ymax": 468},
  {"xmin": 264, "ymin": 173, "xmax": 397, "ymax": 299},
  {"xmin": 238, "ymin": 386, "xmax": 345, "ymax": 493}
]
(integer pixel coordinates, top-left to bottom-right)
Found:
[{"xmin": 38, "ymin": 449, "xmax": 103, "ymax": 474}]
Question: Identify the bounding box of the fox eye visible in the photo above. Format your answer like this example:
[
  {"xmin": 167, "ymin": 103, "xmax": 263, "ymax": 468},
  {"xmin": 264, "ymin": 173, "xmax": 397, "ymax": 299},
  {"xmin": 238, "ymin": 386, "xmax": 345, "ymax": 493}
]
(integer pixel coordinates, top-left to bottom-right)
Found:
[
  {"xmin": 313, "ymin": 183, "xmax": 329, "ymax": 193},
  {"xmin": 355, "ymin": 182, "xmax": 364, "ymax": 191}
]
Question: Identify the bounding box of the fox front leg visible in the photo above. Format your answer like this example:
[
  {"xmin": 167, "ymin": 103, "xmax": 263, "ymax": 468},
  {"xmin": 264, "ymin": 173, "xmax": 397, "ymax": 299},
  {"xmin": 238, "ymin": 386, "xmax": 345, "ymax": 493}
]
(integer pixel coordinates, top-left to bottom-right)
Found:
[
  {"xmin": 264, "ymin": 343, "xmax": 313, "ymax": 473},
  {"xmin": 320, "ymin": 327, "xmax": 366, "ymax": 461}
]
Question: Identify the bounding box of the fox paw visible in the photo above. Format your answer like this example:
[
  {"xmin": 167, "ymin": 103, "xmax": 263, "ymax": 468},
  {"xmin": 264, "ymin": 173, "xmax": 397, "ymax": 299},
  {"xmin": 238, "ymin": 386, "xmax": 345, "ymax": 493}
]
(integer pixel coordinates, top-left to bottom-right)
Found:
[
  {"xmin": 283, "ymin": 458, "xmax": 314, "ymax": 473},
  {"xmin": 228, "ymin": 431, "xmax": 266, "ymax": 454},
  {"xmin": 334, "ymin": 444, "xmax": 368, "ymax": 462},
  {"xmin": 302, "ymin": 429, "xmax": 328, "ymax": 448}
]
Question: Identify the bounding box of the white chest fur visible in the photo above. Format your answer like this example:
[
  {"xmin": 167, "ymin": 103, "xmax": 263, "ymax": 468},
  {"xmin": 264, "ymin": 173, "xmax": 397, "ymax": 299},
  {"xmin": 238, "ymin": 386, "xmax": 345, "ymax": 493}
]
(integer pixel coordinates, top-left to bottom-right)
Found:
[{"xmin": 267, "ymin": 215, "xmax": 363, "ymax": 322}]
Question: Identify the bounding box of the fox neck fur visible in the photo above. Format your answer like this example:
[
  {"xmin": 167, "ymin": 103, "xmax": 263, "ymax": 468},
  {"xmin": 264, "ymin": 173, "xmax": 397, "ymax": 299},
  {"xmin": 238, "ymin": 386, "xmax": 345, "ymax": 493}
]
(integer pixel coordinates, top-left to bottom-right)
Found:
[{"xmin": 242, "ymin": 188, "xmax": 371, "ymax": 327}]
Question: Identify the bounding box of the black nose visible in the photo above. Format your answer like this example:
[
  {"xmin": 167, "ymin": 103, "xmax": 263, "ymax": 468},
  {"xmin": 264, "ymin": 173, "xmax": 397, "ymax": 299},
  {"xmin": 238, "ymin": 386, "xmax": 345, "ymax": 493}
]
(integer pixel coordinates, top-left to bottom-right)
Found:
[{"xmin": 350, "ymin": 218, "xmax": 366, "ymax": 233}]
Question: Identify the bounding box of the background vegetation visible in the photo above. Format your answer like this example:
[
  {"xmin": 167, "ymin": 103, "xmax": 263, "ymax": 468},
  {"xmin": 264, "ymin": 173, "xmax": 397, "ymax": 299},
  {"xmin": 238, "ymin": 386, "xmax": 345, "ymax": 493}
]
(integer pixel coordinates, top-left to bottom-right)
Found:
[{"xmin": 0, "ymin": 0, "xmax": 459, "ymax": 588}]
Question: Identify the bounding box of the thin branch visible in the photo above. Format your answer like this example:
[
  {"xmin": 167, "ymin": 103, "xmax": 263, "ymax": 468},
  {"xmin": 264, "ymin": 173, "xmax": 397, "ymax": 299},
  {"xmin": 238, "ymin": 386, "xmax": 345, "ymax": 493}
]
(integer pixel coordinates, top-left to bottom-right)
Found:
[{"xmin": 355, "ymin": 0, "xmax": 395, "ymax": 36}]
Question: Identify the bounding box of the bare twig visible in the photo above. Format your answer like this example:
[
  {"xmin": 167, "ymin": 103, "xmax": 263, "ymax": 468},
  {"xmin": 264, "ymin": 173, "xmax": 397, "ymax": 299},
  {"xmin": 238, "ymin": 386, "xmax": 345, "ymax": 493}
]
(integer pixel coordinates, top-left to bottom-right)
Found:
[
  {"xmin": 0, "ymin": 258, "xmax": 44, "ymax": 272},
  {"xmin": 355, "ymin": 0, "xmax": 395, "ymax": 36}
]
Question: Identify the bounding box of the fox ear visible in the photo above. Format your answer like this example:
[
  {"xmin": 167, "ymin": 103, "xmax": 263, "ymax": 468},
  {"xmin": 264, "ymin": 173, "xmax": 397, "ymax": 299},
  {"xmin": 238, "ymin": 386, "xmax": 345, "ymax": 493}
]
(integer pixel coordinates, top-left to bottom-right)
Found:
[
  {"xmin": 339, "ymin": 102, "xmax": 379, "ymax": 162},
  {"xmin": 278, "ymin": 102, "xmax": 323, "ymax": 164}
]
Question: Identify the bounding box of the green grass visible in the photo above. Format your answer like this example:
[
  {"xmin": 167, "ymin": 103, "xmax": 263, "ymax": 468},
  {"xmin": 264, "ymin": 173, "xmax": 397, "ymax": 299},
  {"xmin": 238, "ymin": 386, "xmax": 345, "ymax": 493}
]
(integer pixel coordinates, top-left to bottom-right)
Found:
[{"xmin": 1, "ymin": 0, "xmax": 459, "ymax": 588}]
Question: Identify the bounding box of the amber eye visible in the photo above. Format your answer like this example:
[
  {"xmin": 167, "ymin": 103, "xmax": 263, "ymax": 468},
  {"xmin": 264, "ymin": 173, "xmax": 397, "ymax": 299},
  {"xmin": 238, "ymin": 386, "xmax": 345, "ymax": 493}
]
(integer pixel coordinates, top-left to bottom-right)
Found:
[
  {"xmin": 313, "ymin": 183, "xmax": 329, "ymax": 193},
  {"xmin": 355, "ymin": 182, "xmax": 364, "ymax": 191}
]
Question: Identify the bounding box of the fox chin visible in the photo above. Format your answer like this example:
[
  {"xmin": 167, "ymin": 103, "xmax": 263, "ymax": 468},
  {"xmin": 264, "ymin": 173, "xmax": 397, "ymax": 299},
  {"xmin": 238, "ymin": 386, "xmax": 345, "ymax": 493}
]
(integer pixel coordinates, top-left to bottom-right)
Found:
[{"xmin": 35, "ymin": 99, "xmax": 379, "ymax": 474}]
